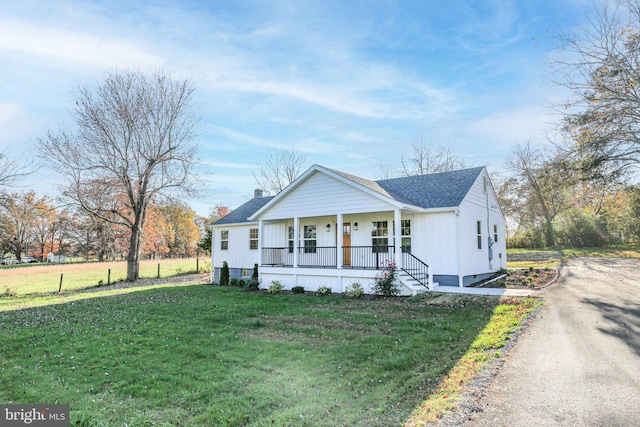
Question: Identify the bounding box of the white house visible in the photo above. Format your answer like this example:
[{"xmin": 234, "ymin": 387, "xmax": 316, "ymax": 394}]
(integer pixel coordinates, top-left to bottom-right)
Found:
[{"xmin": 211, "ymin": 165, "xmax": 506, "ymax": 295}]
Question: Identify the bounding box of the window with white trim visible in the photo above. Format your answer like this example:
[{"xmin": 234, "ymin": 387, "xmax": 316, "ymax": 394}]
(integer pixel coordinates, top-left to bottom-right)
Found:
[
  {"xmin": 303, "ymin": 225, "xmax": 317, "ymax": 253},
  {"xmin": 477, "ymin": 221, "xmax": 482, "ymax": 249},
  {"xmin": 372, "ymin": 221, "xmax": 389, "ymax": 253},
  {"xmin": 249, "ymin": 228, "xmax": 258, "ymax": 250},
  {"xmin": 241, "ymin": 268, "xmax": 251, "ymax": 278},
  {"xmin": 221, "ymin": 230, "xmax": 229, "ymax": 250},
  {"xmin": 493, "ymin": 224, "xmax": 498, "ymax": 243},
  {"xmin": 288, "ymin": 226, "xmax": 294, "ymax": 253},
  {"xmin": 401, "ymin": 219, "xmax": 411, "ymax": 252}
]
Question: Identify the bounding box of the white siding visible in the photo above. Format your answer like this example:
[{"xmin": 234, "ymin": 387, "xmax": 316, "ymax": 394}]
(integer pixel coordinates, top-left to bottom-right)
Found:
[
  {"xmin": 457, "ymin": 169, "xmax": 507, "ymax": 277},
  {"xmin": 412, "ymin": 211, "xmax": 459, "ymax": 275},
  {"xmin": 259, "ymin": 171, "xmax": 395, "ymax": 220},
  {"xmin": 211, "ymin": 224, "xmax": 260, "ymax": 269}
]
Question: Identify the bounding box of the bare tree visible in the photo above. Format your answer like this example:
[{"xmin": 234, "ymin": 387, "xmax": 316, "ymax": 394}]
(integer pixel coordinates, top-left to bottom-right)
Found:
[
  {"xmin": 38, "ymin": 70, "xmax": 200, "ymax": 281},
  {"xmin": 0, "ymin": 151, "xmax": 32, "ymax": 187},
  {"xmin": 253, "ymin": 148, "xmax": 308, "ymax": 195},
  {"xmin": 555, "ymin": 0, "xmax": 640, "ymax": 176},
  {"xmin": 399, "ymin": 139, "xmax": 468, "ymax": 177},
  {"xmin": 505, "ymin": 141, "xmax": 577, "ymax": 247}
]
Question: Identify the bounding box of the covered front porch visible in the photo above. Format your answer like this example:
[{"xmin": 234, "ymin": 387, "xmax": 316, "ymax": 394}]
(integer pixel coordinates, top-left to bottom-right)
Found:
[{"xmin": 255, "ymin": 210, "xmax": 432, "ymax": 294}]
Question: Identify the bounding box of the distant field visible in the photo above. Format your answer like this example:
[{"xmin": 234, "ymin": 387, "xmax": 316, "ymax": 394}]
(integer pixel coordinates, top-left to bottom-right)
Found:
[{"xmin": 0, "ymin": 258, "xmax": 210, "ymax": 296}]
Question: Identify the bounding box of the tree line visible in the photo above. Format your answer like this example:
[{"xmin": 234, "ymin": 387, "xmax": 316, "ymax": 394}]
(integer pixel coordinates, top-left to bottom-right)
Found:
[{"xmin": 0, "ymin": 190, "xmax": 210, "ymax": 262}]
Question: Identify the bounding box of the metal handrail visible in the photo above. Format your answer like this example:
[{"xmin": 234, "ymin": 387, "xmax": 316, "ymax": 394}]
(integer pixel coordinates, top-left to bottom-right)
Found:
[{"xmin": 401, "ymin": 248, "xmax": 429, "ymax": 288}]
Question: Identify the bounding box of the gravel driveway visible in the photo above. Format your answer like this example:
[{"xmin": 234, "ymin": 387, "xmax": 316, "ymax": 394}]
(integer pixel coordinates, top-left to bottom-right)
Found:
[{"xmin": 464, "ymin": 257, "xmax": 640, "ymax": 426}]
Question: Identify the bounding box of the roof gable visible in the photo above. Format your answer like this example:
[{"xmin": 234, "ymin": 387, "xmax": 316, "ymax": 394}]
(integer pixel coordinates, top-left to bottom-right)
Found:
[{"xmin": 219, "ymin": 165, "xmax": 487, "ymax": 224}]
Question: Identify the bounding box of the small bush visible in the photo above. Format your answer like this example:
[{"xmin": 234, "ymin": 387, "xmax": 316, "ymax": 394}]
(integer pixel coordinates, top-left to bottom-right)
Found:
[
  {"xmin": 372, "ymin": 262, "xmax": 400, "ymax": 297},
  {"xmin": 316, "ymin": 286, "xmax": 332, "ymax": 296},
  {"xmin": 252, "ymin": 263, "xmax": 259, "ymax": 280},
  {"xmin": 292, "ymin": 286, "xmax": 305, "ymax": 294},
  {"xmin": 499, "ymin": 281, "xmax": 507, "ymax": 288},
  {"xmin": 345, "ymin": 281, "xmax": 364, "ymax": 299},
  {"xmin": 267, "ymin": 280, "xmax": 284, "ymax": 294},
  {"xmin": 230, "ymin": 278, "xmax": 247, "ymax": 287},
  {"xmin": 243, "ymin": 279, "xmax": 260, "ymax": 292},
  {"xmin": 220, "ymin": 261, "xmax": 230, "ymax": 286},
  {"xmin": 497, "ymin": 268, "xmax": 515, "ymax": 276}
]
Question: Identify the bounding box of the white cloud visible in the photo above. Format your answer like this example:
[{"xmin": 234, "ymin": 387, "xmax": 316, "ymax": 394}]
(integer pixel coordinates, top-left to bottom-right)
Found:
[{"xmin": 0, "ymin": 20, "xmax": 163, "ymax": 70}]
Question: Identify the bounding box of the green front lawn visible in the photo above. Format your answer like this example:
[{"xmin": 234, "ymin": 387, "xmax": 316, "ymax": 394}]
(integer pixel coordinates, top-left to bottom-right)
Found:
[
  {"xmin": 0, "ymin": 258, "xmax": 210, "ymax": 296},
  {"xmin": 0, "ymin": 284, "xmax": 536, "ymax": 426}
]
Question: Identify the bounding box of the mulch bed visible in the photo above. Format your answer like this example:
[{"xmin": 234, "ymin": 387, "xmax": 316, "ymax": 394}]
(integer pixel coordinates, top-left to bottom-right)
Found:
[{"xmin": 479, "ymin": 268, "xmax": 558, "ymax": 290}]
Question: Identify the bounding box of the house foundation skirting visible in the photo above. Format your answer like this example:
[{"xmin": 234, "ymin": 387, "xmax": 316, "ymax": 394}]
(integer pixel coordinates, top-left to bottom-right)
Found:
[{"xmin": 260, "ymin": 267, "xmax": 416, "ymax": 296}]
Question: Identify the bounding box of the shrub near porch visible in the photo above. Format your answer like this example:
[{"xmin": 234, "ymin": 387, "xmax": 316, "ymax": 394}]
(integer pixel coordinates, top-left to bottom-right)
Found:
[{"xmin": 0, "ymin": 285, "xmax": 504, "ymax": 426}]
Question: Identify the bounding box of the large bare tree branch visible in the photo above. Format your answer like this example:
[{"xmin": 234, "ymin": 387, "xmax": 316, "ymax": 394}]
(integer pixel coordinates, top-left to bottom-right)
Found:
[
  {"xmin": 37, "ymin": 69, "xmax": 200, "ymax": 281},
  {"xmin": 253, "ymin": 148, "xmax": 308, "ymax": 195}
]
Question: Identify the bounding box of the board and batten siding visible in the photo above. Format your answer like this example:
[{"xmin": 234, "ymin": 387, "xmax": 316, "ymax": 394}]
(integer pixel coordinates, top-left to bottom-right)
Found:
[
  {"xmin": 457, "ymin": 170, "xmax": 506, "ymax": 278},
  {"xmin": 212, "ymin": 224, "xmax": 260, "ymax": 269},
  {"xmin": 412, "ymin": 211, "xmax": 459, "ymax": 276},
  {"xmin": 259, "ymin": 171, "xmax": 396, "ymax": 220}
]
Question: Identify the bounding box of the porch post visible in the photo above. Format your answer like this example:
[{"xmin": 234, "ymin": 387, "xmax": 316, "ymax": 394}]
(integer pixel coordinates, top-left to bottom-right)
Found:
[
  {"xmin": 293, "ymin": 216, "xmax": 300, "ymax": 268},
  {"xmin": 336, "ymin": 213, "xmax": 343, "ymax": 269},
  {"xmin": 394, "ymin": 208, "xmax": 402, "ymax": 269},
  {"xmin": 258, "ymin": 219, "xmax": 264, "ymax": 266}
]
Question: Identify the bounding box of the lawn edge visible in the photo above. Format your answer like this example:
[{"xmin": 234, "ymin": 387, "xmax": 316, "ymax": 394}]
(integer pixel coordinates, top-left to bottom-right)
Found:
[{"xmin": 403, "ymin": 296, "xmax": 543, "ymax": 427}]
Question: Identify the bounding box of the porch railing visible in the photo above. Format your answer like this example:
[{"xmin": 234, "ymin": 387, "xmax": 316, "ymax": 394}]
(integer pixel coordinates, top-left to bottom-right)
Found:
[
  {"xmin": 297, "ymin": 246, "xmax": 337, "ymax": 268},
  {"xmin": 401, "ymin": 248, "xmax": 429, "ymax": 288},
  {"xmin": 342, "ymin": 246, "xmax": 394, "ymax": 269},
  {"xmin": 261, "ymin": 246, "xmax": 394, "ymax": 269},
  {"xmin": 262, "ymin": 247, "xmax": 293, "ymax": 266}
]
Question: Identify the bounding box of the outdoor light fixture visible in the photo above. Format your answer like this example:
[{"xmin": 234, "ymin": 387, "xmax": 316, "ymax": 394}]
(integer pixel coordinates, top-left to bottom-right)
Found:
[
  {"xmin": 326, "ymin": 224, "xmax": 331, "ymax": 232},
  {"xmin": 353, "ymin": 222, "xmax": 358, "ymax": 230}
]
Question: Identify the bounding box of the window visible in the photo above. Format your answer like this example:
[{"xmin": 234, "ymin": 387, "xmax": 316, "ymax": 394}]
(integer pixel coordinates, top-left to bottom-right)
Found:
[
  {"xmin": 288, "ymin": 226, "xmax": 294, "ymax": 253},
  {"xmin": 241, "ymin": 268, "xmax": 251, "ymax": 278},
  {"xmin": 372, "ymin": 221, "xmax": 388, "ymax": 253},
  {"xmin": 493, "ymin": 224, "xmax": 498, "ymax": 244},
  {"xmin": 477, "ymin": 221, "xmax": 482, "ymax": 249},
  {"xmin": 221, "ymin": 230, "xmax": 229, "ymax": 250},
  {"xmin": 249, "ymin": 228, "xmax": 258, "ymax": 250},
  {"xmin": 303, "ymin": 225, "xmax": 317, "ymax": 253},
  {"xmin": 401, "ymin": 219, "xmax": 411, "ymax": 252}
]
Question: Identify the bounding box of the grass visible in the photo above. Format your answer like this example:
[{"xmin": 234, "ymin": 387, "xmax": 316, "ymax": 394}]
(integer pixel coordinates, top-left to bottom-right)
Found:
[
  {"xmin": 404, "ymin": 296, "xmax": 542, "ymax": 426},
  {"xmin": 0, "ymin": 258, "xmax": 210, "ymax": 296},
  {"xmin": 506, "ymin": 245, "xmax": 640, "ymax": 269},
  {"xmin": 0, "ymin": 281, "xmax": 537, "ymax": 426}
]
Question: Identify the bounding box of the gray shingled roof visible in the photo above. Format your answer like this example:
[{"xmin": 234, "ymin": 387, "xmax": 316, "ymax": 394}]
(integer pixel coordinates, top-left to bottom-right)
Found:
[
  {"xmin": 213, "ymin": 196, "xmax": 274, "ymax": 225},
  {"xmin": 324, "ymin": 167, "xmax": 393, "ymax": 199},
  {"xmin": 214, "ymin": 166, "xmax": 484, "ymax": 225},
  {"xmin": 375, "ymin": 167, "xmax": 484, "ymax": 209}
]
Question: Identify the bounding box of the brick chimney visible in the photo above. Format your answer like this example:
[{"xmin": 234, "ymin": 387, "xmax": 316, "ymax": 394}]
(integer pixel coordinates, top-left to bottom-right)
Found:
[{"xmin": 254, "ymin": 188, "xmax": 264, "ymax": 198}]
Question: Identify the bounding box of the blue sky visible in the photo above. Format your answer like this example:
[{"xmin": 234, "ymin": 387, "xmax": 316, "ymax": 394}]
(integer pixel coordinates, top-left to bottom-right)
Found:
[{"xmin": 0, "ymin": 0, "xmax": 593, "ymax": 215}]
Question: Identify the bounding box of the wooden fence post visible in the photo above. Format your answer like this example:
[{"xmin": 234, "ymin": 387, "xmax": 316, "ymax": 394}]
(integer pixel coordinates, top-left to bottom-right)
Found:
[
  {"xmin": 157, "ymin": 263, "xmax": 160, "ymax": 279},
  {"xmin": 108, "ymin": 269, "xmax": 111, "ymax": 286},
  {"xmin": 58, "ymin": 274, "xmax": 63, "ymax": 293}
]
